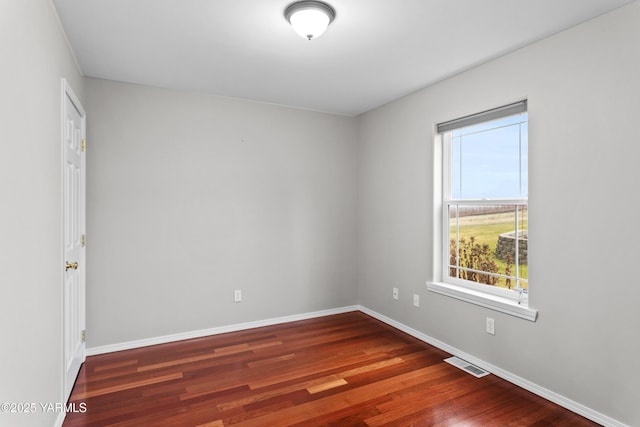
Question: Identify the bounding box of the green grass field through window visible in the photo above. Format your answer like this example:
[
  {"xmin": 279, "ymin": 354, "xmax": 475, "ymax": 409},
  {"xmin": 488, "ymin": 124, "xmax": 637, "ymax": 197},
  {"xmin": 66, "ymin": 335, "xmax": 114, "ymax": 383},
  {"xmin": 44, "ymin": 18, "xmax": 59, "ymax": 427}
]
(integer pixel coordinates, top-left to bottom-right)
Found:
[{"xmin": 450, "ymin": 210, "xmax": 528, "ymax": 290}]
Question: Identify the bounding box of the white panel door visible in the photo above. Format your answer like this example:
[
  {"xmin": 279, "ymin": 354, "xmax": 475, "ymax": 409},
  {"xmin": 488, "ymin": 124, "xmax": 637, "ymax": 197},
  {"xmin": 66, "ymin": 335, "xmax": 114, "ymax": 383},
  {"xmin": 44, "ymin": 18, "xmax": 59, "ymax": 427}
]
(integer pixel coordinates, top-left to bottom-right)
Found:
[{"xmin": 62, "ymin": 80, "xmax": 86, "ymax": 401}]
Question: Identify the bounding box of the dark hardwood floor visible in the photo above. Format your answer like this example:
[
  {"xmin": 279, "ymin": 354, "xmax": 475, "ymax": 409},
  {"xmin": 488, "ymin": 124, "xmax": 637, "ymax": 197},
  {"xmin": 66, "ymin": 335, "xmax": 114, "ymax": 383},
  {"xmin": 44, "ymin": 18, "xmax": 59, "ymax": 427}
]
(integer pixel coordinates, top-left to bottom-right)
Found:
[{"xmin": 63, "ymin": 311, "xmax": 600, "ymax": 426}]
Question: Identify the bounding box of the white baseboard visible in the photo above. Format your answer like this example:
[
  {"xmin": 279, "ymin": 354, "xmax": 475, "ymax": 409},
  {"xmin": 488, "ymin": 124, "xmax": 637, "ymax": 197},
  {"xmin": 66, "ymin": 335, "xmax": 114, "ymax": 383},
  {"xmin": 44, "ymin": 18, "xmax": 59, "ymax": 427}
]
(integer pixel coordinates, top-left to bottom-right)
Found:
[
  {"xmin": 85, "ymin": 305, "xmax": 359, "ymax": 356},
  {"xmin": 357, "ymin": 305, "xmax": 627, "ymax": 427},
  {"xmin": 84, "ymin": 304, "xmax": 626, "ymax": 427}
]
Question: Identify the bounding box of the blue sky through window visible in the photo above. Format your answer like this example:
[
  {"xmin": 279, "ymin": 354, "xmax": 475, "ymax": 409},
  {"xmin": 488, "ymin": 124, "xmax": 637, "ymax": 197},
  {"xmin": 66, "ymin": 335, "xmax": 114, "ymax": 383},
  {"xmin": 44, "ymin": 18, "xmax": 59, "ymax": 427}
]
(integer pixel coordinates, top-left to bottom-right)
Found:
[{"xmin": 451, "ymin": 113, "xmax": 527, "ymax": 199}]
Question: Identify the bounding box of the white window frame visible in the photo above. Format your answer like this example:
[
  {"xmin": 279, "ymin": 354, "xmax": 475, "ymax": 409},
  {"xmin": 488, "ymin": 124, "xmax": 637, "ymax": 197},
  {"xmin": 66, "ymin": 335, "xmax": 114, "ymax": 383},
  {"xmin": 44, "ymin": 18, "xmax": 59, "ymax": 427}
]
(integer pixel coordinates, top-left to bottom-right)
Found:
[{"xmin": 427, "ymin": 101, "xmax": 538, "ymax": 321}]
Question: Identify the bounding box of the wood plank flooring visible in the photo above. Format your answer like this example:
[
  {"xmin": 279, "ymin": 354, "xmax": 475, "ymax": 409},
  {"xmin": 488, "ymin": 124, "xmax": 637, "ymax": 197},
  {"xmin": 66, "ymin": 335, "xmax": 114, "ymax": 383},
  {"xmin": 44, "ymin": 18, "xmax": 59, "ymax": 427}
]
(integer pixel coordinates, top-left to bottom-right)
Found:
[{"xmin": 63, "ymin": 312, "xmax": 600, "ymax": 426}]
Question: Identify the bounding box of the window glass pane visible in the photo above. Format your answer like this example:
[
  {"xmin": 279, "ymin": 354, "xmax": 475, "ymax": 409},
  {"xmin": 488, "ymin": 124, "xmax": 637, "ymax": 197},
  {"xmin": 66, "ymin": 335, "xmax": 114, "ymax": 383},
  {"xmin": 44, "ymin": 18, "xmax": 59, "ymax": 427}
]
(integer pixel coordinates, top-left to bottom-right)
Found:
[
  {"xmin": 448, "ymin": 204, "xmax": 527, "ymax": 290},
  {"xmin": 451, "ymin": 114, "xmax": 527, "ymax": 200}
]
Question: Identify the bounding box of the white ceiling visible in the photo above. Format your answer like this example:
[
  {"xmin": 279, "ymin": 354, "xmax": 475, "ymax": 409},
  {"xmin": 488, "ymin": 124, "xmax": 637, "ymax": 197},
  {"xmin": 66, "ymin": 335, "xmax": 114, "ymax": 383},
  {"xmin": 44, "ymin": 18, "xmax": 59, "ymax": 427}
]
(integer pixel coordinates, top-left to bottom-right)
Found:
[{"xmin": 53, "ymin": 0, "xmax": 634, "ymax": 116}]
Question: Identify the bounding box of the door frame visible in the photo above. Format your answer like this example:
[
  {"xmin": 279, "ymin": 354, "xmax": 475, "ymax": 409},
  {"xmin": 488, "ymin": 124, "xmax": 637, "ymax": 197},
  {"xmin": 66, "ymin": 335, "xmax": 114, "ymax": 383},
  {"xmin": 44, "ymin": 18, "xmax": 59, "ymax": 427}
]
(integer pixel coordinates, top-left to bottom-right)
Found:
[{"xmin": 61, "ymin": 78, "xmax": 86, "ymax": 403}]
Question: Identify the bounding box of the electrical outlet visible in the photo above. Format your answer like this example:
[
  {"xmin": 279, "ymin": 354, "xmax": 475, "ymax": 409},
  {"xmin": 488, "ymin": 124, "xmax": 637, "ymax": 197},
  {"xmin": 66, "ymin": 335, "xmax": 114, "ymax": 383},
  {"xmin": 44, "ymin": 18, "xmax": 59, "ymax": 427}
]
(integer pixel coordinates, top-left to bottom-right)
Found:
[
  {"xmin": 486, "ymin": 317, "xmax": 495, "ymax": 335},
  {"xmin": 234, "ymin": 290, "xmax": 242, "ymax": 302},
  {"xmin": 413, "ymin": 294, "xmax": 420, "ymax": 307},
  {"xmin": 392, "ymin": 287, "xmax": 399, "ymax": 300}
]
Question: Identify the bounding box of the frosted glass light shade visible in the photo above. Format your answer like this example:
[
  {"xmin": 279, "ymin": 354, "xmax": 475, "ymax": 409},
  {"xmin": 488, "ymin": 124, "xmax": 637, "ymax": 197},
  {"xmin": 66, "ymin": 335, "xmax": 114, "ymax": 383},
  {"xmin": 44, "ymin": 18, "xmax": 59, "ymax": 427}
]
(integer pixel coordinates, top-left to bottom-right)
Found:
[
  {"xmin": 290, "ymin": 9, "xmax": 329, "ymax": 40},
  {"xmin": 285, "ymin": 1, "xmax": 335, "ymax": 40}
]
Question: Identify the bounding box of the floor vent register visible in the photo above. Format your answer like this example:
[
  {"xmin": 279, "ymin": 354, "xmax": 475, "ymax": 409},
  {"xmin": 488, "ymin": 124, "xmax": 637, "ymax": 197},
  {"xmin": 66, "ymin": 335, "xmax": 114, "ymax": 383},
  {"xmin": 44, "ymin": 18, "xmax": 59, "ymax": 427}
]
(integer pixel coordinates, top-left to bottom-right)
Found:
[{"xmin": 444, "ymin": 356, "xmax": 490, "ymax": 378}]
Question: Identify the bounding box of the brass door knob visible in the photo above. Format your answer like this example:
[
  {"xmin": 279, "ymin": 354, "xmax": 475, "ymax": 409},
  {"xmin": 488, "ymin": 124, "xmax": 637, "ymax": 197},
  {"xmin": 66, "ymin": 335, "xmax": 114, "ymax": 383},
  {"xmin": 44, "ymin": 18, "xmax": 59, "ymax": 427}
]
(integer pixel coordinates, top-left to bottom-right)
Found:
[{"xmin": 65, "ymin": 261, "xmax": 78, "ymax": 271}]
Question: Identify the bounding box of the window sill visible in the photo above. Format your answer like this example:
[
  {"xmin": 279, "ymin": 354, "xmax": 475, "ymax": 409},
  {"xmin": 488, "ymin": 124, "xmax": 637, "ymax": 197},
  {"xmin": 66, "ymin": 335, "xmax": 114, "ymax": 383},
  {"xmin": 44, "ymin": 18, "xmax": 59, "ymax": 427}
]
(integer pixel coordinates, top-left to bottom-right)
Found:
[{"xmin": 426, "ymin": 281, "xmax": 538, "ymax": 322}]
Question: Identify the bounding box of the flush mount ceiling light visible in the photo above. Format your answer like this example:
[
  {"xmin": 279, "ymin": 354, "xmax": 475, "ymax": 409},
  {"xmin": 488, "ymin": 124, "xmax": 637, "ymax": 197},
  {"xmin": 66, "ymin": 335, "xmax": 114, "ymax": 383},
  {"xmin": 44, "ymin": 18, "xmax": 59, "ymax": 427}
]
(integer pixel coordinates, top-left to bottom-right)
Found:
[{"xmin": 285, "ymin": 1, "xmax": 336, "ymax": 40}]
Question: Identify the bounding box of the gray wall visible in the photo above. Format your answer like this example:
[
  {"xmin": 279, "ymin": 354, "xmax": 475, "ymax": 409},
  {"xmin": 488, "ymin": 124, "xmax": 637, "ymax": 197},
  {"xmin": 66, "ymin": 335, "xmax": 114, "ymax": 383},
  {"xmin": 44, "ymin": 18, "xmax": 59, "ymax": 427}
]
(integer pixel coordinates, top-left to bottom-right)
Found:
[
  {"xmin": 357, "ymin": 2, "xmax": 640, "ymax": 426},
  {"xmin": 0, "ymin": 1, "xmax": 84, "ymax": 426},
  {"xmin": 85, "ymin": 78, "xmax": 358, "ymax": 347}
]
